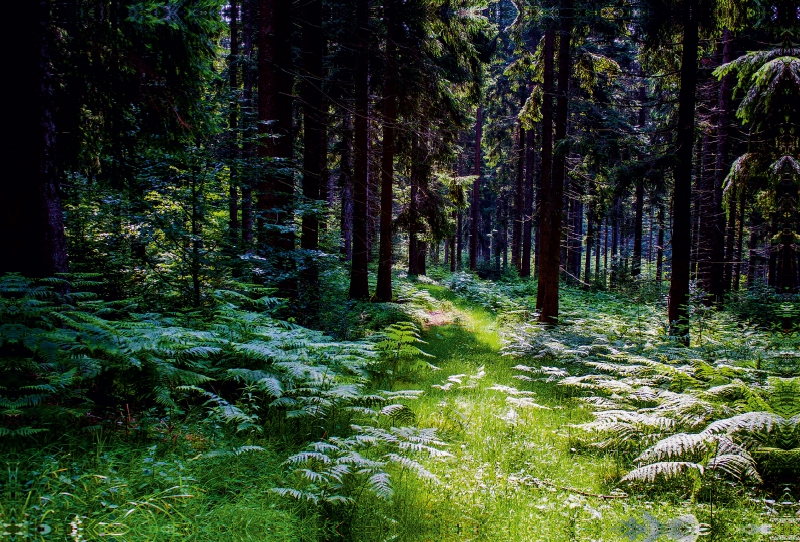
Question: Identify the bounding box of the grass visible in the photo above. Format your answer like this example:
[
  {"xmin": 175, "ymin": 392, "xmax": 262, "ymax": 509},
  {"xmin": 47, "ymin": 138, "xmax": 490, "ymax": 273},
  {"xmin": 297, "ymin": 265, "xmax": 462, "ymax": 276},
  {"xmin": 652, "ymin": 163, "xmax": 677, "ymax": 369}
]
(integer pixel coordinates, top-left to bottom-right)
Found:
[
  {"xmin": 4, "ymin": 273, "xmax": 781, "ymax": 541},
  {"xmin": 369, "ymin": 280, "xmax": 767, "ymax": 542}
]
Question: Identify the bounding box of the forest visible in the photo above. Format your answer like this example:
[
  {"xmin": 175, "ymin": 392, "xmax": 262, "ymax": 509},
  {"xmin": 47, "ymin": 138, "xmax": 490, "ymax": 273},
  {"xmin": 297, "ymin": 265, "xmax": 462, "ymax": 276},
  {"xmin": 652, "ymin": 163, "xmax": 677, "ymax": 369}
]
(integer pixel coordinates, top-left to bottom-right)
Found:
[{"xmin": 3, "ymin": 0, "xmax": 800, "ymax": 540}]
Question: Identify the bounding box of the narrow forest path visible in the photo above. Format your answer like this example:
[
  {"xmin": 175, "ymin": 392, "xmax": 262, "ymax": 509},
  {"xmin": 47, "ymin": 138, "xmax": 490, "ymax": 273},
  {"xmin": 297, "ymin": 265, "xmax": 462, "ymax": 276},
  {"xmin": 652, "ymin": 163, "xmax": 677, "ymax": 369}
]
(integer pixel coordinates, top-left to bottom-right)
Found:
[{"xmin": 369, "ymin": 283, "xmax": 709, "ymax": 542}]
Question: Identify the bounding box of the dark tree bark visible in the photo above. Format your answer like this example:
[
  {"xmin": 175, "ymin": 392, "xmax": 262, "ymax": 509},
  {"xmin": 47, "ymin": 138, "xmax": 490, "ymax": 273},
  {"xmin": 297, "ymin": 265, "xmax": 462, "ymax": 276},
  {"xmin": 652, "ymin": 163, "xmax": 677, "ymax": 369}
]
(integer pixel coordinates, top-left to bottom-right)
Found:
[
  {"xmin": 512, "ymin": 125, "xmax": 525, "ymax": 272},
  {"xmin": 2, "ymin": 0, "xmax": 69, "ymax": 277},
  {"xmin": 537, "ymin": 2, "xmax": 572, "ymax": 324},
  {"xmin": 567, "ymin": 182, "xmax": 583, "ymax": 281},
  {"xmin": 470, "ymin": 106, "xmax": 483, "ymax": 271},
  {"xmin": 258, "ymin": 0, "xmax": 295, "ymax": 270},
  {"xmin": 632, "ymin": 182, "xmax": 644, "ymax": 276},
  {"xmin": 240, "ymin": 0, "xmax": 256, "ymax": 246},
  {"xmin": 656, "ymin": 203, "xmax": 665, "ymax": 284},
  {"xmin": 301, "ymin": 0, "xmax": 324, "ymax": 253},
  {"xmin": 349, "ymin": 0, "xmax": 371, "ymax": 299},
  {"xmin": 522, "ymin": 125, "xmax": 535, "ymax": 277},
  {"xmin": 584, "ymin": 199, "xmax": 594, "ymax": 283},
  {"xmin": 668, "ymin": 2, "xmax": 699, "ymax": 342},
  {"xmin": 228, "ymin": 0, "xmax": 240, "ymax": 249},
  {"xmin": 375, "ymin": 0, "xmax": 398, "ymax": 302},
  {"xmin": 717, "ymin": 29, "xmax": 736, "ymax": 294},
  {"xmin": 536, "ymin": 28, "xmax": 556, "ymax": 307},
  {"xmin": 732, "ymin": 186, "xmax": 745, "ymax": 292}
]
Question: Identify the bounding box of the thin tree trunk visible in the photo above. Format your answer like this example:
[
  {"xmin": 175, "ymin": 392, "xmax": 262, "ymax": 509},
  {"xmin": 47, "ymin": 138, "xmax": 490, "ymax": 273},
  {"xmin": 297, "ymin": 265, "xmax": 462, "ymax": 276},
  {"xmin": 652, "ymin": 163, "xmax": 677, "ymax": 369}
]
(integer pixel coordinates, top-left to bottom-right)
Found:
[
  {"xmin": 656, "ymin": 203, "xmax": 665, "ymax": 284},
  {"xmin": 632, "ymin": 182, "xmax": 644, "ymax": 276},
  {"xmin": 349, "ymin": 0, "xmax": 370, "ymax": 299},
  {"xmin": 470, "ymin": 106, "xmax": 483, "ymax": 271},
  {"xmin": 718, "ymin": 29, "xmax": 736, "ymax": 294},
  {"xmin": 732, "ymin": 186, "xmax": 745, "ymax": 292},
  {"xmin": 668, "ymin": 3, "xmax": 699, "ymax": 342},
  {"xmin": 512, "ymin": 125, "xmax": 525, "ymax": 271},
  {"xmin": 375, "ymin": 0, "xmax": 398, "ymax": 302},
  {"xmin": 522, "ymin": 125, "xmax": 535, "ymax": 277},
  {"xmin": 228, "ymin": 0, "xmax": 240, "ymax": 251}
]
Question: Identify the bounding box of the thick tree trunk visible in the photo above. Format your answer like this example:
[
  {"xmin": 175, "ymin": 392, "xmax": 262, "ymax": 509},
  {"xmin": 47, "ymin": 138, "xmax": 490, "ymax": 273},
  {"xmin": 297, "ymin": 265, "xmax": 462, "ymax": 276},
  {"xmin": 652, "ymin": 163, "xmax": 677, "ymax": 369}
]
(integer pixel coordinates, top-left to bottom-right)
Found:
[
  {"xmin": 668, "ymin": 3, "xmax": 699, "ymax": 342},
  {"xmin": 536, "ymin": 28, "xmax": 556, "ymax": 308},
  {"xmin": 349, "ymin": 0, "xmax": 370, "ymax": 299},
  {"xmin": 375, "ymin": 1, "xmax": 398, "ymax": 302},
  {"xmin": 258, "ymin": 0, "xmax": 295, "ymax": 284},
  {"xmin": 470, "ymin": 106, "xmax": 483, "ymax": 271},
  {"xmin": 301, "ymin": 0, "xmax": 323, "ymax": 253},
  {"xmin": 240, "ymin": 0, "xmax": 255, "ymax": 246},
  {"xmin": 538, "ymin": 3, "xmax": 572, "ymax": 324},
  {"xmin": 3, "ymin": 0, "xmax": 69, "ymax": 277}
]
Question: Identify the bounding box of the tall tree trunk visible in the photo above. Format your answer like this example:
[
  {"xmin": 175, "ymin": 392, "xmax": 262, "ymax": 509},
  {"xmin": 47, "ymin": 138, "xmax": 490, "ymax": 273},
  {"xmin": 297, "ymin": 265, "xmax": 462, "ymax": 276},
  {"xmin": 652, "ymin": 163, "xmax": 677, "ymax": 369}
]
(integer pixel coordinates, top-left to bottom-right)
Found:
[
  {"xmin": 632, "ymin": 182, "xmax": 644, "ymax": 276},
  {"xmin": 538, "ymin": 3, "xmax": 572, "ymax": 323},
  {"xmin": 408, "ymin": 135, "xmax": 421, "ymax": 275},
  {"xmin": 536, "ymin": 28, "xmax": 556, "ymax": 307},
  {"xmin": 656, "ymin": 203, "xmax": 665, "ymax": 284},
  {"xmin": 375, "ymin": 0, "xmax": 397, "ymax": 302},
  {"xmin": 512, "ymin": 125, "xmax": 525, "ymax": 272},
  {"xmin": 301, "ymin": 0, "xmax": 323, "ymax": 252},
  {"xmin": 349, "ymin": 0, "xmax": 371, "ymax": 299},
  {"xmin": 3, "ymin": 0, "xmax": 69, "ymax": 277},
  {"xmin": 732, "ymin": 187, "xmax": 745, "ymax": 292},
  {"xmin": 450, "ymin": 210, "xmax": 457, "ymax": 272},
  {"xmin": 300, "ymin": 0, "xmax": 324, "ymax": 307},
  {"xmin": 522, "ymin": 125, "xmax": 535, "ymax": 277},
  {"xmin": 240, "ymin": 0, "xmax": 255, "ymax": 246},
  {"xmin": 718, "ymin": 29, "xmax": 736, "ymax": 295},
  {"xmin": 228, "ymin": 0, "xmax": 240, "ymax": 250},
  {"xmin": 567, "ymin": 182, "xmax": 583, "ymax": 281},
  {"xmin": 584, "ymin": 205, "xmax": 593, "ymax": 283},
  {"xmin": 470, "ymin": 106, "xmax": 483, "ymax": 271},
  {"xmin": 668, "ymin": 2, "xmax": 699, "ymax": 342},
  {"xmin": 258, "ymin": 0, "xmax": 295, "ymax": 280}
]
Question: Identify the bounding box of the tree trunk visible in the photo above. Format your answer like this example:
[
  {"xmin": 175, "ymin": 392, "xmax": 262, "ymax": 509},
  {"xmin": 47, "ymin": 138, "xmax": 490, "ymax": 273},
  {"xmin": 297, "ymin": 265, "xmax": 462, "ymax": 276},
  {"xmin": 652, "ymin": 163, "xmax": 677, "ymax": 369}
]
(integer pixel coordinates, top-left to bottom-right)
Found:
[
  {"xmin": 512, "ymin": 125, "xmax": 525, "ymax": 272},
  {"xmin": 470, "ymin": 106, "xmax": 483, "ymax": 271},
  {"xmin": 668, "ymin": 2, "xmax": 699, "ymax": 342},
  {"xmin": 732, "ymin": 186, "xmax": 745, "ymax": 292},
  {"xmin": 632, "ymin": 182, "xmax": 644, "ymax": 276},
  {"xmin": 349, "ymin": 0, "xmax": 371, "ymax": 299},
  {"xmin": 718, "ymin": 29, "xmax": 736, "ymax": 295},
  {"xmin": 375, "ymin": 0, "xmax": 398, "ymax": 302},
  {"xmin": 301, "ymin": 0, "xmax": 323, "ymax": 253},
  {"xmin": 656, "ymin": 203, "xmax": 665, "ymax": 284},
  {"xmin": 584, "ymin": 205, "xmax": 593, "ymax": 283},
  {"xmin": 536, "ymin": 28, "xmax": 556, "ymax": 308},
  {"xmin": 2, "ymin": 0, "xmax": 68, "ymax": 277},
  {"xmin": 228, "ymin": 0, "xmax": 240, "ymax": 250},
  {"xmin": 240, "ymin": 0, "xmax": 255, "ymax": 246},
  {"xmin": 522, "ymin": 125, "xmax": 535, "ymax": 277},
  {"xmin": 258, "ymin": 0, "xmax": 295, "ymax": 278},
  {"xmin": 538, "ymin": 4, "xmax": 572, "ymax": 324}
]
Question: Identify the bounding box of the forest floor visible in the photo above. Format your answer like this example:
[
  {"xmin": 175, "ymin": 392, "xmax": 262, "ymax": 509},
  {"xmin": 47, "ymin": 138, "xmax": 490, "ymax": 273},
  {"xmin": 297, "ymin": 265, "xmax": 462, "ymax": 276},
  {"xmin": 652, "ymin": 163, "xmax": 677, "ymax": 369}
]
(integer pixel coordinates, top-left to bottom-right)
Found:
[
  {"xmin": 10, "ymin": 273, "xmax": 783, "ymax": 542},
  {"xmin": 363, "ymin": 279, "xmax": 767, "ymax": 542}
]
